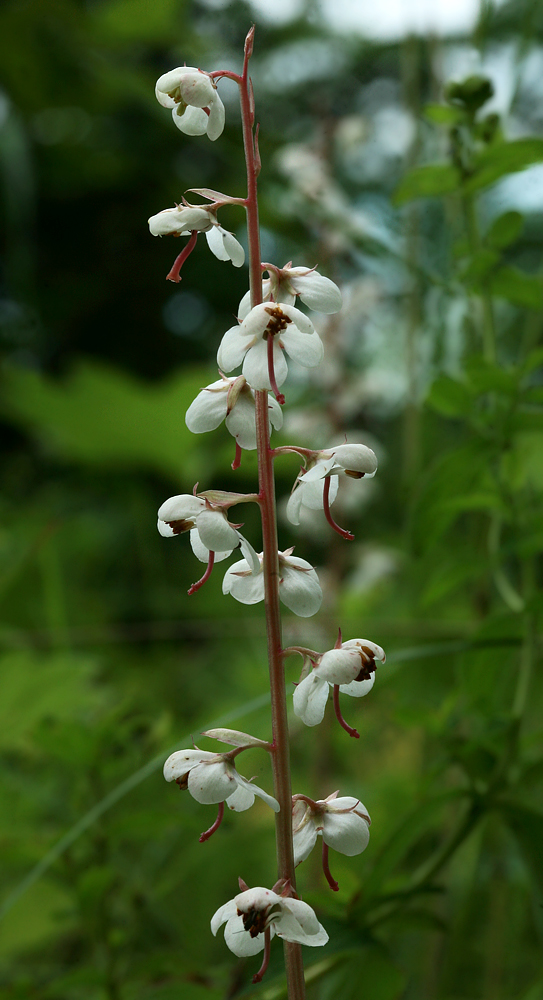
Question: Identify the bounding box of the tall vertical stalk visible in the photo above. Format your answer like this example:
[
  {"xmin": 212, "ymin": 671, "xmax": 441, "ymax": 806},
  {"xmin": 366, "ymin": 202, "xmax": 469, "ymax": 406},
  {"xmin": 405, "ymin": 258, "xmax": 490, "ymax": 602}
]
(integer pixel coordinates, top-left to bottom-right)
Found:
[{"xmin": 238, "ymin": 29, "xmax": 305, "ymax": 999}]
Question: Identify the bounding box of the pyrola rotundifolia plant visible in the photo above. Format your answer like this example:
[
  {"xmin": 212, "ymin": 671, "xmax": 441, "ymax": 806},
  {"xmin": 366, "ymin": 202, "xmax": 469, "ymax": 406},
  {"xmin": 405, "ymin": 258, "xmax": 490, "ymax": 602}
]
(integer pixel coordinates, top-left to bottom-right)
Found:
[{"xmin": 151, "ymin": 29, "xmax": 385, "ymax": 996}]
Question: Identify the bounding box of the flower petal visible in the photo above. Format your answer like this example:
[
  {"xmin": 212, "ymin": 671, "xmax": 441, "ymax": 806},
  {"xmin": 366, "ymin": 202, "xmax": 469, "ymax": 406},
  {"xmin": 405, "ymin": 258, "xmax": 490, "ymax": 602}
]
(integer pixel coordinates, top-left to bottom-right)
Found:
[
  {"xmin": 238, "ymin": 281, "xmax": 272, "ymax": 321},
  {"xmin": 187, "ymin": 760, "xmax": 238, "ymax": 804},
  {"xmin": 163, "ymin": 749, "xmax": 216, "ymax": 781},
  {"xmin": 292, "ymin": 801, "xmax": 319, "ymax": 865},
  {"xmin": 235, "ymin": 774, "xmax": 280, "ymax": 813},
  {"xmin": 158, "ymin": 495, "xmax": 205, "ymax": 521},
  {"xmin": 189, "ymin": 528, "xmax": 231, "ymax": 564},
  {"xmin": 242, "ymin": 339, "xmax": 288, "ymax": 391},
  {"xmin": 293, "ymin": 672, "xmax": 329, "ymax": 726},
  {"xmin": 274, "ymin": 899, "xmax": 329, "ymax": 947},
  {"xmin": 224, "ymin": 915, "xmax": 267, "ymax": 956},
  {"xmin": 211, "ymin": 898, "xmax": 238, "ymax": 936},
  {"xmin": 338, "ymin": 674, "xmax": 376, "ymax": 698},
  {"xmin": 290, "ymin": 271, "xmax": 342, "ymax": 313},
  {"xmin": 280, "ymin": 562, "xmax": 322, "ymax": 617},
  {"xmin": 217, "ymin": 326, "xmax": 252, "ymax": 372},
  {"xmin": 225, "ymin": 395, "xmax": 257, "ymax": 449},
  {"xmin": 281, "ymin": 327, "xmax": 324, "ymax": 369},
  {"xmin": 322, "ymin": 806, "xmax": 370, "ymax": 856},
  {"xmin": 316, "ymin": 648, "xmax": 364, "ymax": 686},
  {"xmin": 195, "ymin": 509, "xmax": 239, "ymax": 552},
  {"xmin": 221, "ymin": 229, "xmax": 245, "ymax": 267},
  {"xmin": 225, "ymin": 782, "xmax": 255, "ymax": 812},
  {"xmin": 206, "ymin": 94, "xmax": 225, "ymax": 141},
  {"xmin": 186, "ymin": 381, "xmax": 229, "ymax": 433},
  {"xmin": 222, "ymin": 559, "xmax": 265, "ymax": 604}
]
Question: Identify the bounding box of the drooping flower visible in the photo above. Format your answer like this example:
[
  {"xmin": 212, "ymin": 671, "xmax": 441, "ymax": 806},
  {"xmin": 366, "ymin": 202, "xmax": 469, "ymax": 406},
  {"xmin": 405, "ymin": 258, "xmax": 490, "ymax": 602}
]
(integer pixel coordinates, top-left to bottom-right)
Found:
[
  {"xmin": 155, "ymin": 67, "xmax": 225, "ymax": 141},
  {"xmin": 223, "ymin": 547, "xmax": 322, "ymax": 618},
  {"xmin": 238, "ymin": 263, "xmax": 342, "ymax": 318},
  {"xmin": 163, "ymin": 748, "xmax": 279, "ymax": 813},
  {"xmin": 217, "ymin": 302, "xmax": 323, "ymax": 401},
  {"xmin": 293, "ymin": 638, "xmax": 385, "ymax": 730},
  {"xmin": 185, "ymin": 374, "xmax": 283, "ymax": 450},
  {"xmin": 211, "ymin": 885, "xmax": 328, "ymax": 958},
  {"xmin": 148, "ymin": 205, "xmax": 244, "ymax": 267},
  {"xmin": 158, "ymin": 494, "xmax": 242, "ymax": 563},
  {"xmin": 292, "ymin": 791, "xmax": 371, "ymax": 866},
  {"xmin": 287, "ymin": 443, "xmax": 378, "ymax": 526}
]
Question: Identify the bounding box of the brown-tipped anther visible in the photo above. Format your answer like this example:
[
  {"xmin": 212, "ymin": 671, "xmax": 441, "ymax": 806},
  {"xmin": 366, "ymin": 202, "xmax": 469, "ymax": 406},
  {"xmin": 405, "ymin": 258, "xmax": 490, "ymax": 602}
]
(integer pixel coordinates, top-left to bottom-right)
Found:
[
  {"xmin": 323, "ymin": 477, "xmax": 355, "ymax": 540},
  {"xmin": 199, "ymin": 801, "xmax": 225, "ymax": 842},
  {"xmin": 232, "ymin": 442, "xmax": 242, "ymax": 470},
  {"xmin": 322, "ymin": 842, "xmax": 339, "ymax": 892},
  {"xmin": 252, "ymin": 926, "xmax": 271, "ymax": 983},
  {"xmin": 188, "ymin": 550, "xmax": 215, "ymax": 595},
  {"xmin": 175, "ymin": 773, "xmax": 189, "ymax": 790},
  {"xmin": 333, "ymin": 685, "xmax": 360, "ymax": 739},
  {"xmin": 166, "ymin": 230, "xmax": 199, "ymax": 282},
  {"xmin": 355, "ymin": 652, "xmax": 376, "ymax": 682},
  {"xmin": 267, "ymin": 332, "xmax": 285, "ymax": 404},
  {"xmin": 334, "ymin": 627, "xmax": 343, "ymax": 649}
]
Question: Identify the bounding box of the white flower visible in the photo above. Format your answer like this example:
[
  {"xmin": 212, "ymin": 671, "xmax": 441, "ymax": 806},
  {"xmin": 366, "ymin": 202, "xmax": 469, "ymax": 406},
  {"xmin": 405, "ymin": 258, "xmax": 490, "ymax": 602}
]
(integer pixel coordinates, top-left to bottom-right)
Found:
[
  {"xmin": 292, "ymin": 792, "xmax": 371, "ymax": 866},
  {"xmin": 239, "ymin": 264, "xmax": 342, "ymax": 318},
  {"xmin": 287, "ymin": 443, "xmax": 378, "ymax": 526},
  {"xmin": 185, "ymin": 374, "xmax": 283, "ymax": 450},
  {"xmin": 222, "ymin": 548, "xmax": 322, "ymax": 618},
  {"xmin": 211, "ymin": 886, "xmax": 328, "ymax": 957},
  {"xmin": 148, "ymin": 205, "xmax": 244, "ymax": 267},
  {"xmin": 163, "ymin": 748, "xmax": 279, "ymax": 813},
  {"xmin": 155, "ymin": 67, "xmax": 225, "ymax": 141},
  {"xmin": 157, "ymin": 494, "xmax": 258, "ymax": 567},
  {"xmin": 293, "ymin": 639, "xmax": 385, "ymax": 727},
  {"xmin": 217, "ymin": 303, "xmax": 323, "ymax": 392}
]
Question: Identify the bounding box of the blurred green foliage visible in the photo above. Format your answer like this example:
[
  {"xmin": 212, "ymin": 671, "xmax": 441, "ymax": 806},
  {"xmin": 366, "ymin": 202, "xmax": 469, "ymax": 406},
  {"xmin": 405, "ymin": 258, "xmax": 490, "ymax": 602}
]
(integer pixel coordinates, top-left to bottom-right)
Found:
[{"xmin": 0, "ymin": 0, "xmax": 542, "ymax": 998}]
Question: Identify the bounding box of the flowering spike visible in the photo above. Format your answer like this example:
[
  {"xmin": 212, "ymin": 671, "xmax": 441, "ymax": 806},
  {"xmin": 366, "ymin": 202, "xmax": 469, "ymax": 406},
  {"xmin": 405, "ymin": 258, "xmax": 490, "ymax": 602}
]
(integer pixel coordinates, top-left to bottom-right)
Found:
[
  {"xmin": 322, "ymin": 842, "xmax": 339, "ymax": 892},
  {"xmin": 166, "ymin": 230, "xmax": 198, "ymax": 282},
  {"xmin": 199, "ymin": 801, "xmax": 225, "ymax": 842},
  {"xmin": 323, "ymin": 478, "xmax": 354, "ymax": 540},
  {"xmin": 333, "ymin": 684, "xmax": 360, "ymax": 739},
  {"xmin": 188, "ymin": 550, "xmax": 215, "ymax": 595}
]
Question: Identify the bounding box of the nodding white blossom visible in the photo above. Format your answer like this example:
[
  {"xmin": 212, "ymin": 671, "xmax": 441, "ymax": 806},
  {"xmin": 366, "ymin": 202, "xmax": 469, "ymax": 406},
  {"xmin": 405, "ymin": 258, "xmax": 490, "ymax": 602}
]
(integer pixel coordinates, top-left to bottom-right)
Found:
[
  {"xmin": 292, "ymin": 791, "xmax": 371, "ymax": 866},
  {"xmin": 287, "ymin": 443, "xmax": 378, "ymax": 525},
  {"xmin": 293, "ymin": 639, "xmax": 385, "ymax": 727},
  {"xmin": 239, "ymin": 264, "xmax": 342, "ymax": 319},
  {"xmin": 185, "ymin": 374, "xmax": 283, "ymax": 450},
  {"xmin": 223, "ymin": 548, "xmax": 322, "ymax": 618},
  {"xmin": 211, "ymin": 886, "xmax": 329, "ymax": 957},
  {"xmin": 155, "ymin": 67, "xmax": 225, "ymax": 141},
  {"xmin": 148, "ymin": 205, "xmax": 244, "ymax": 267},
  {"xmin": 163, "ymin": 749, "xmax": 279, "ymax": 813},
  {"xmin": 157, "ymin": 494, "xmax": 258, "ymax": 567},
  {"xmin": 217, "ymin": 303, "xmax": 323, "ymax": 391}
]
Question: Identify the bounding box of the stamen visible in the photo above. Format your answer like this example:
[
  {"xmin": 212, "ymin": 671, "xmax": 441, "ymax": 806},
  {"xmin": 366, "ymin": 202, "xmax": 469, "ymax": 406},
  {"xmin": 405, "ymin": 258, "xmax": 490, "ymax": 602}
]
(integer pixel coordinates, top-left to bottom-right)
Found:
[
  {"xmin": 231, "ymin": 442, "xmax": 242, "ymax": 470},
  {"xmin": 267, "ymin": 333, "xmax": 285, "ymax": 405},
  {"xmin": 199, "ymin": 801, "xmax": 224, "ymax": 843},
  {"xmin": 252, "ymin": 926, "xmax": 271, "ymax": 983},
  {"xmin": 322, "ymin": 842, "xmax": 339, "ymax": 892},
  {"xmin": 333, "ymin": 685, "xmax": 360, "ymax": 739},
  {"xmin": 323, "ymin": 478, "xmax": 354, "ymax": 540},
  {"xmin": 166, "ymin": 230, "xmax": 199, "ymax": 283},
  {"xmin": 188, "ymin": 550, "xmax": 215, "ymax": 595}
]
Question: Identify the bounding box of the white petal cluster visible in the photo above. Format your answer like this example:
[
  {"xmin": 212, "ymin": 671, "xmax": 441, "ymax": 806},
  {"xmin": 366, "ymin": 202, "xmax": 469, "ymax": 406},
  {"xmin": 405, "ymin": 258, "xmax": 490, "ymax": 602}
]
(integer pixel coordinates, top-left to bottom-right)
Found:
[
  {"xmin": 217, "ymin": 303, "xmax": 323, "ymax": 391},
  {"xmin": 223, "ymin": 549, "xmax": 322, "ymax": 618},
  {"xmin": 238, "ymin": 264, "xmax": 342, "ymax": 318},
  {"xmin": 163, "ymin": 749, "xmax": 279, "ymax": 813},
  {"xmin": 293, "ymin": 639, "xmax": 385, "ymax": 727},
  {"xmin": 157, "ymin": 494, "xmax": 258, "ymax": 567},
  {"xmin": 148, "ymin": 205, "xmax": 244, "ymax": 267},
  {"xmin": 155, "ymin": 67, "xmax": 225, "ymax": 141},
  {"xmin": 185, "ymin": 375, "xmax": 283, "ymax": 450},
  {"xmin": 211, "ymin": 886, "xmax": 328, "ymax": 957},
  {"xmin": 287, "ymin": 443, "xmax": 378, "ymax": 525},
  {"xmin": 292, "ymin": 792, "xmax": 371, "ymax": 866}
]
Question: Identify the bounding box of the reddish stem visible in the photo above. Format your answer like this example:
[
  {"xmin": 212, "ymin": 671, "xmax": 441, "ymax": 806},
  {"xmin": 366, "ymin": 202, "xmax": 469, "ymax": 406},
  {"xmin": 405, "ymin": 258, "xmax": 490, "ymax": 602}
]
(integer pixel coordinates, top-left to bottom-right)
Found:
[
  {"xmin": 322, "ymin": 842, "xmax": 339, "ymax": 892},
  {"xmin": 166, "ymin": 230, "xmax": 199, "ymax": 282},
  {"xmin": 231, "ymin": 442, "xmax": 242, "ymax": 470},
  {"xmin": 239, "ymin": 28, "xmax": 305, "ymax": 1000},
  {"xmin": 199, "ymin": 801, "xmax": 224, "ymax": 842},
  {"xmin": 333, "ymin": 684, "xmax": 360, "ymax": 739},
  {"xmin": 252, "ymin": 926, "xmax": 271, "ymax": 983},
  {"xmin": 323, "ymin": 477, "xmax": 354, "ymax": 540},
  {"xmin": 188, "ymin": 550, "xmax": 215, "ymax": 595},
  {"xmin": 267, "ymin": 335, "xmax": 285, "ymax": 405}
]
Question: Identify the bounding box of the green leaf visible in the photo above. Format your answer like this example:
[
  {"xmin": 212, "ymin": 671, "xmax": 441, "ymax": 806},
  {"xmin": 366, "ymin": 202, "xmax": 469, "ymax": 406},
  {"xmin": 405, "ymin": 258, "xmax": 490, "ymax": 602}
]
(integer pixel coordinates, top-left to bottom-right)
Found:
[
  {"xmin": 393, "ymin": 164, "xmax": 461, "ymax": 204},
  {"xmin": 426, "ymin": 376, "xmax": 472, "ymax": 417},
  {"xmin": 488, "ymin": 267, "xmax": 543, "ymax": 310},
  {"xmin": 465, "ymin": 138, "xmax": 543, "ymax": 193},
  {"xmin": 464, "ymin": 356, "xmax": 519, "ymax": 394},
  {"xmin": 317, "ymin": 947, "xmax": 406, "ymax": 1000},
  {"xmin": 424, "ymin": 103, "xmax": 462, "ymax": 125},
  {"xmin": 459, "ymin": 248, "xmax": 500, "ymax": 285},
  {"xmin": 0, "ymin": 361, "xmax": 214, "ymax": 484},
  {"xmin": 501, "ymin": 802, "xmax": 543, "ymax": 893},
  {"xmin": 486, "ymin": 210, "xmax": 524, "ymax": 249}
]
